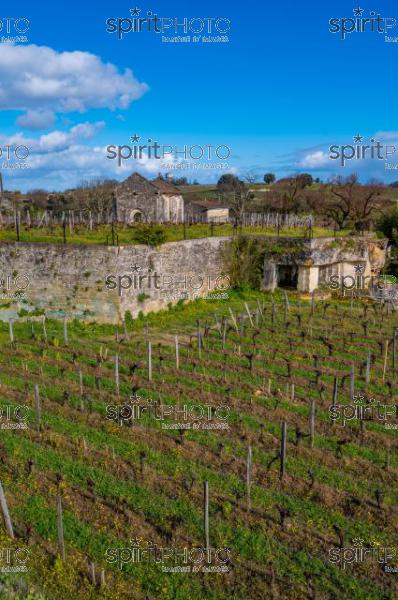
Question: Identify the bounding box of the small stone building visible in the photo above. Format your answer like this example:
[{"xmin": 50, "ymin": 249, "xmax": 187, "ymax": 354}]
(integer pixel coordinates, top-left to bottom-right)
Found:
[
  {"xmin": 261, "ymin": 236, "xmax": 388, "ymax": 293},
  {"xmin": 115, "ymin": 172, "xmax": 184, "ymax": 223},
  {"xmin": 185, "ymin": 199, "xmax": 230, "ymax": 223}
]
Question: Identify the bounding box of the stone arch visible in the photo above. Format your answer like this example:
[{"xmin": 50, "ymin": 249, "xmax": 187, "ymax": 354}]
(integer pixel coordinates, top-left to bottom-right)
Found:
[{"xmin": 128, "ymin": 209, "xmax": 144, "ymax": 223}]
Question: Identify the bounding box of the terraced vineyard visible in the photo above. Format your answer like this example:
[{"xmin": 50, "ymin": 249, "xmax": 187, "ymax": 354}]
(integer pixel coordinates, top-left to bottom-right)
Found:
[{"xmin": 0, "ymin": 290, "xmax": 397, "ymax": 599}]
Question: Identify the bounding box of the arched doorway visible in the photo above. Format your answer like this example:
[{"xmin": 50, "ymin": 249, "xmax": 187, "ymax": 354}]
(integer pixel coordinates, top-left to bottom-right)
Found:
[{"xmin": 129, "ymin": 209, "xmax": 143, "ymax": 223}]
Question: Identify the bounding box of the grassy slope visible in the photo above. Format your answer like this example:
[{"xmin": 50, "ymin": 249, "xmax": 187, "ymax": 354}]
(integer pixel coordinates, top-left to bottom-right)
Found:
[{"xmin": 0, "ymin": 290, "xmax": 397, "ymax": 599}]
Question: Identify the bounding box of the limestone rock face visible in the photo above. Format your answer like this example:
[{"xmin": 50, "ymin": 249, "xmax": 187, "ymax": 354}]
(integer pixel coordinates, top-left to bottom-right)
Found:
[
  {"xmin": 0, "ymin": 235, "xmax": 388, "ymax": 323},
  {"xmin": 0, "ymin": 237, "xmax": 230, "ymax": 323},
  {"xmin": 262, "ymin": 236, "xmax": 388, "ymax": 293},
  {"xmin": 368, "ymin": 242, "xmax": 387, "ymax": 272}
]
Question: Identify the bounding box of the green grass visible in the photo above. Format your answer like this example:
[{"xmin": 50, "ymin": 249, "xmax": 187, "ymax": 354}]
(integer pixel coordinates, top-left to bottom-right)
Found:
[
  {"xmin": 0, "ymin": 290, "xmax": 397, "ymax": 599},
  {"xmin": 0, "ymin": 224, "xmax": 350, "ymax": 246}
]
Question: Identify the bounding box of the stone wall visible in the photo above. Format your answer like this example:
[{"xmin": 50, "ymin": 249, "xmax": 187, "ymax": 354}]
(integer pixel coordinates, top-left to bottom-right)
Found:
[
  {"xmin": 0, "ymin": 235, "xmax": 388, "ymax": 323},
  {"xmin": 0, "ymin": 237, "xmax": 230, "ymax": 322}
]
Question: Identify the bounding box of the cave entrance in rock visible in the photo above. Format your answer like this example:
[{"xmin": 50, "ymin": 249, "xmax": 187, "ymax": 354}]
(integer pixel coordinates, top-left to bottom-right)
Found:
[{"xmin": 277, "ymin": 265, "xmax": 298, "ymax": 289}]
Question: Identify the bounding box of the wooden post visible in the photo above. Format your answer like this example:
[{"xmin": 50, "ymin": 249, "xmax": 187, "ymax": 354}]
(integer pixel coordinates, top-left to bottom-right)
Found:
[
  {"xmin": 280, "ymin": 422, "xmax": 287, "ymax": 480},
  {"xmin": 310, "ymin": 399, "xmax": 315, "ymax": 448},
  {"xmin": 255, "ymin": 309, "xmax": 260, "ymax": 328},
  {"xmin": 0, "ymin": 482, "xmax": 14, "ymax": 538},
  {"xmin": 147, "ymin": 341, "xmax": 152, "ymax": 381},
  {"xmin": 197, "ymin": 321, "xmax": 202, "ymax": 358},
  {"xmin": 57, "ymin": 495, "xmax": 65, "ymax": 560},
  {"xmin": 42, "ymin": 316, "xmax": 47, "ymax": 343},
  {"xmin": 350, "ymin": 364, "xmax": 355, "ymax": 400},
  {"xmin": 16, "ymin": 210, "xmax": 21, "ymax": 241},
  {"xmin": 283, "ymin": 292, "xmax": 289, "ymax": 323},
  {"xmin": 382, "ymin": 340, "xmax": 389, "ymax": 384},
  {"xmin": 100, "ymin": 569, "xmax": 106, "ymax": 587},
  {"xmin": 34, "ymin": 384, "xmax": 41, "ymax": 430},
  {"xmin": 239, "ymin": 314, "xmax": 244, "ymax": 342},
  {"xmin": 222, "ymin": 318, "xmax": 227, "ymax": 349},
  {"xmin": 214, "ymin": 313, "xmax": 222, "ymax": 335},
  {"xmin": 175, "ymin": 335, "xmax": 179, "ymax": 370},
  {"xmin": 79, "ymin": 370, "xmax": 83, "ymax": 397},
  {"xmin": 114, "ymin": 354, "xmax": 119, "ymax": 396},
  {"xmin": 63, "ymin": 317, "xmax": 68, "ymax": 345},
  {"xmin": 8, "ymin": 320, "xmax": 14, "ymax": 345},
  {"xmin": 365, "ymin": 351, "xmax": 371, "ymax": 392},
  {"xmin": 246, "ymin": 446, "xmax": 252, "ymax": 512},
  {"xmin": 89, "ymin": 562, "xmax": 96, "ymax": 585},
  {"xmin": 123, "ymin": 319, "xmax": 129, "ymax": 341},
  {"xmin": 229, "ymin": 307, "xmax": 238, "ymax": 333},
  {"xmin": 291, "ymin": 383, "xmax": 295, "ymax": 401},
  {"xmin": 204, "ymin": 481, "xmax": 209, "ymax": 552},
  {"xmin": 332, "ymin": 377, "xmax": 338, "ymax": 406},
  {"xmin": 268, "ymin": 378, "xmax": 272, "ymax": 395},
  {"xmin": 393, "ymin": 328, "xmax": 397, "ymax": 371},
  {"xmin": 256, "ymin": 299, "xmax": 263, "ymax": 318},
  {"xmin": 244, "ymin": 303, "xmax": 254, "ymax": 327}
]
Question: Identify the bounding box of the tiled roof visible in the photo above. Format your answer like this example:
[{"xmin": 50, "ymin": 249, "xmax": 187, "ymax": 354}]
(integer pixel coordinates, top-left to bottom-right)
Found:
[{"xmin": 151, "ymin": 177, "xmax": 182, "ymax": 195}]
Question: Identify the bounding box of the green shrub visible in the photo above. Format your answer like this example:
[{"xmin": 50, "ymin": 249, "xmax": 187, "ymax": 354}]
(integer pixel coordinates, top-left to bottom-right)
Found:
[
  {"xmin": 124, "ymin": 310, "xmax": 134, "ymax": 327},
  {"xmin": 132, "ymin": 225, "xmax": 167, "ymax": 247},
  {"xmin": 137, "ymin": 292, "xmax": 150, "ymax": 303}
]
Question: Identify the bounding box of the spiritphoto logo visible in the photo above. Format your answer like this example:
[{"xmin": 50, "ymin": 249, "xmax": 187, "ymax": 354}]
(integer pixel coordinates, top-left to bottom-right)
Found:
[
  {"xmin": 0, "ymin": 547, "xmax": 30, "ymax": 573},
  {"xmin": 0, "ymin": 144, "xmax": 31, "ymax": 170},
  {"xmin": 329, "ymin": 393, "xmax": 398, "ymax": 428},
  {"xmin": 0, "ymin": 405, "xmax": 29, "ymax": 430},
  {"xmin": 183, "ymin": 290, "xmax": 229, "ymax": 301},
  {"xmin": 329, "ymin": 135, "xmax": 396, "ymax": 167},
  {"xmin": 328, "ymin": 265, "xmax": 398, "ymax": 292},
  {"xmin": 105, "ymin": 265, "xmax": 231, "ymax": 298},
  {"xmin": 106, "ymin": 135, "xmax": 231, "ymax": 169},
  {"xmin": 329, "ymin": 7, "xmax": 397, "ymax": 40},
  {"xmin": 106, "ymin": 395, "xmax": 230, "ymax": 430},
  {"xmin": 0, "ymin": 273, "xmax": 30, "ymax": 300},
  {"xmin": 105, "ymin": 537, "xmax": 231, "ymax": 573},
  {"xmin": 106, "ymin": 8, "xmax": 230, "ymax": 43},
  {"xmin": 329, "ymin": 539, "xmax": 397, "ymax": 570},
  {"xmin": 0, "ymin": 16, "xmax": 30, "ymax": 44}
]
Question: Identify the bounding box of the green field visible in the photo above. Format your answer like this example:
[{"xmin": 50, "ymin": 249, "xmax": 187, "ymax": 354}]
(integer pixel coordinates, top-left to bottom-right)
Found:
[
  {"xmin": 0, "ymin": 224, "xmax": 350, "ymax": 246},
  {"xmin": 0, "ymin": 290, "xmax": 397, "ymax": 599}
]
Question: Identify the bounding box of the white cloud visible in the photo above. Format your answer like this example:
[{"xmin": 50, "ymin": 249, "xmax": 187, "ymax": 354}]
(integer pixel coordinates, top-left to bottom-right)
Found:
[
  {"xmin": 0, "ymin": 122, "xmax": 105, "ymax": 154},
  {"xmin": 0, "ymin": 44, "xmax": 149, "ymax": 121},
  {"xmin": 16, "ymin": 109, "xmax": 55, "ymax": 130},
  {"xmin": 0, "ymin": 125, "xmax": 180, "ymax": 190},
  {"xmin": 298, "ymin": 150, "xmax": 330, "ymax": 168},
  {"xmin": 373, "ymin": 131, "xmax": 398, "ymax": 141}
]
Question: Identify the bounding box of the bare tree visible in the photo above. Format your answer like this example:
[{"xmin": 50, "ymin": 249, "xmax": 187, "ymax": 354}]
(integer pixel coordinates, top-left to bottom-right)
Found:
[
  {"xmin": 243, "ymin": 170, "xmax": 258, "ymax": 184},
  {"xmin": 229, "ymin": 189, "xmax": 255, "ymax": 227},
  {"xmin": 326, "ymin": 174, "xmax": 386, "ymax": 229}
]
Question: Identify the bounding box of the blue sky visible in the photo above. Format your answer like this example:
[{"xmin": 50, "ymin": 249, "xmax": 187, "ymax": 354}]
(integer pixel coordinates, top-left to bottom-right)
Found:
[{"xmin": 1, "ymin": 0, "xmax": 398, "ymax": 191}]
